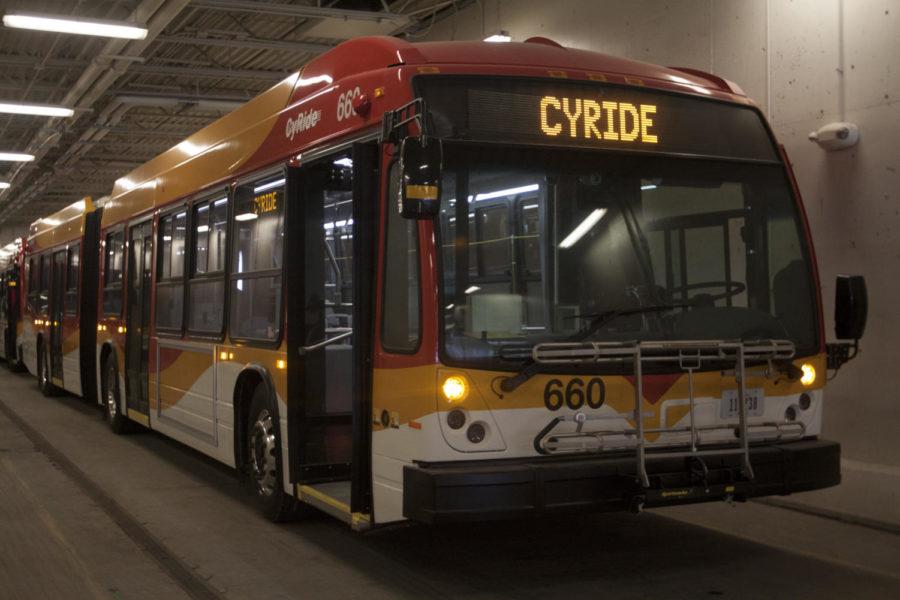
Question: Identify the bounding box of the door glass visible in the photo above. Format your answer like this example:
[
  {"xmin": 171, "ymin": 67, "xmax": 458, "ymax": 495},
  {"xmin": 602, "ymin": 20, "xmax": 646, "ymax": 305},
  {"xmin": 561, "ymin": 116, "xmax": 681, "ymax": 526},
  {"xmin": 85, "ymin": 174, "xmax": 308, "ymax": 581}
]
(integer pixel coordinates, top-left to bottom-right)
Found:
[{"xmin": 125, "ymin": 222, "xmax": 152, "ymax": 413}]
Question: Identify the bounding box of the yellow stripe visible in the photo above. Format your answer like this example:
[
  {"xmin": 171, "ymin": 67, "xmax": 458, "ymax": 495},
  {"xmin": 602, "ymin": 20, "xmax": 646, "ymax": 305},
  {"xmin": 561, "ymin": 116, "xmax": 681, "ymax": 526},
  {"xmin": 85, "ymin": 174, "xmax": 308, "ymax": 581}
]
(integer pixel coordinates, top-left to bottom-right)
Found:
[
  {"xmin": 127, "ymin": 409, "xmax": 149, "ymax": 427},
  {"xmin": 405, "ymin": 184, "xmax": 438, "ymax": 200},
  {"xmin": 297, "ymin": 484, "xmax": 350, "ymax": 513}
]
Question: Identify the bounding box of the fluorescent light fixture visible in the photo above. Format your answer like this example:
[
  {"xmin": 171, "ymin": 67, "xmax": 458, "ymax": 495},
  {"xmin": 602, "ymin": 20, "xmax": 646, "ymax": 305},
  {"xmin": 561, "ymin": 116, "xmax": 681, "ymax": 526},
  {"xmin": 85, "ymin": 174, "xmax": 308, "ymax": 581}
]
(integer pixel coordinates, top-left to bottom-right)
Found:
[
  {"xmin": 464, "ymin": 285, "xmax": 481, "ymax": 294},
  {"xmin": 213, "ymin": 197, "xmax": 227, "ymax": 206},
  {"xmin": 0, "ymin": 152, "xmax": 34, "ymax": 162},
  {"xmin": 558, "ymin": 208, "xmax": 607, "ymax": 249},
  {"xmin": 253, "ymin": 178, "xmax": 284, "ymax": 193},
  {"xmin": 3, "ymin": 12, "xmax": 148, "ymax": 40},
  {"xmin": 0, "ymin": 182, "xmax": 9, "ymax": 189},
  {"xmin": 196, "ymin": 225, "xmax": 209, "ymax": 233},
  {"xmin": 474, "ymin": 184, "xmax": 538, "ymax": 202},
  {"xmin": 484, "ymin": 31, "xmax": 511, "ymax": 43},
  {"xmin": 522, "ymin": 203, "xmax": 539, "ymax": 210},
  {"xmin": 235, "ymin": 212, "xmax": 257, "ymax": 222},
  {"xmin": 162, "ymin": 235, "xmax": 172, "ymax": 242},
  {"xmin": 333, "ymin": 157, "xmax": 353, "ymax": 168},
  {"xmin": 641, "ymin": 184, "xmax": 657, "ymax": 191},
  {"xmin": 0, "ymin": 101, "xmax": 73, "ymax": 118}
]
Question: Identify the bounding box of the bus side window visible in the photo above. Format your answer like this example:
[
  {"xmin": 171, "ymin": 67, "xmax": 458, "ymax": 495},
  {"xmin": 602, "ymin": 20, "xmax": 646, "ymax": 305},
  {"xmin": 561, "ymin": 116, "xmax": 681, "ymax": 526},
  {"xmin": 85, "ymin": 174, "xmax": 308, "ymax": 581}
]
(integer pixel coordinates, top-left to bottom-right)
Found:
[
  {"xmin": 64, "ymin": 244, "xmax": 79, "ymax": 316},
  {"xmin": 187, "ymin": 194, "xmax": 227, "ymax": 336},
  {"xmin": 103, "ymin": 230, "xmax": 124, "ymax": 315},
  {"xmin": 156, "ymin": 209, "xmax": 187, "ymax": 333},
  {"xmin": 229, "ymin": 174, "xmax": 284, "ymax": 343},
  {"xmin": 382, "ymin": 167, "xmax": 421, "ymax": 353}
]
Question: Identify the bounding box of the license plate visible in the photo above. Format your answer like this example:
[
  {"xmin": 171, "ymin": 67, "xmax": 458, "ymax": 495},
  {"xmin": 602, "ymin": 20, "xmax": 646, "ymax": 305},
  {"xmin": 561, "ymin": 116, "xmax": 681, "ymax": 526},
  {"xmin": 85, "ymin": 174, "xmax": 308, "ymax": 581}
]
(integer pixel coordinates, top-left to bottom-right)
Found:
[{"xmin": 720, "ymin": 388, "xmax": 764, "ymax": 419}]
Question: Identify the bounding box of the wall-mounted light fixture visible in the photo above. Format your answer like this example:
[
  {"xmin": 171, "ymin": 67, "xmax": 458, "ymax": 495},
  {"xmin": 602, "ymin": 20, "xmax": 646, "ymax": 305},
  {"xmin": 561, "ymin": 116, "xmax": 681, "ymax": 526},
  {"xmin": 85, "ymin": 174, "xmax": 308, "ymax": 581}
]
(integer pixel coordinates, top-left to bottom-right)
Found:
[{"xmin": 808, "ymin": 122, "xmax": 859, "ymax": 151}]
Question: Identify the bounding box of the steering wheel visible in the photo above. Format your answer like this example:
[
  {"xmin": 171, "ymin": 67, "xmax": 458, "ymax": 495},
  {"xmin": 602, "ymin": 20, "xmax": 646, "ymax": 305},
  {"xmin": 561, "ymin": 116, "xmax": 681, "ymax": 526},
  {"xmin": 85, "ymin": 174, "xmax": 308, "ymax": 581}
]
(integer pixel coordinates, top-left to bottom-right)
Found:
[{"xmin": 670, "ymin": 281, "xmax": 746, "ymax": 303}]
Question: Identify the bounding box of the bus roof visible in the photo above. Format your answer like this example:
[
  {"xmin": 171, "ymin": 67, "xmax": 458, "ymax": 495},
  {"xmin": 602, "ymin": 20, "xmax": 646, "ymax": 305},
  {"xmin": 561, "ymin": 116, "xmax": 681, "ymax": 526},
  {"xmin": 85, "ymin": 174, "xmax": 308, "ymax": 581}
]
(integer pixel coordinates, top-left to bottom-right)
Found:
[
  {"xmin": 99, "ymin": 36, "xmax": 748, "ymax": 228},
  {"xmin": 27, "ymin": 197, "xmax": 94, "ymax": 251}
]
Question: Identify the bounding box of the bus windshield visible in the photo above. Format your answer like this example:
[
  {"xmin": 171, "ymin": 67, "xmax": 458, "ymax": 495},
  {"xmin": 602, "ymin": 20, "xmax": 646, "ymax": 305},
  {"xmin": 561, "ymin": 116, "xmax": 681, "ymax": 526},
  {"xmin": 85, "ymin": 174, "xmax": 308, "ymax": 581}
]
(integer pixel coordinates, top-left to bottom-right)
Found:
[{"xmin": 436, "ymin": 145, "xmax": 819, "ymax": 367}]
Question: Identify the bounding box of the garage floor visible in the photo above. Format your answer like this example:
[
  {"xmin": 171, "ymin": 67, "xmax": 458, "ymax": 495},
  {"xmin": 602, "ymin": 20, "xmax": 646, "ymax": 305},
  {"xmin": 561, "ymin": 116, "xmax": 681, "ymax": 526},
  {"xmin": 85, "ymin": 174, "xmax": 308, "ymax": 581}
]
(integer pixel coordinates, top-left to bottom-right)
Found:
[{"xmin": 0, "ymin": 369, "xmax": 897, "ymax": 600}]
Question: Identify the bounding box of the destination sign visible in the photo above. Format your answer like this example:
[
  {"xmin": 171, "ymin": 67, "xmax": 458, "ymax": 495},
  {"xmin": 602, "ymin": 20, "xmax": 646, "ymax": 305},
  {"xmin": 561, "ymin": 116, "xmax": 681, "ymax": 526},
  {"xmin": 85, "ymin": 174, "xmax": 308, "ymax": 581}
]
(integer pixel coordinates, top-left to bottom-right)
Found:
[{"xmin": 416, "ymin": 76, "xmax": 778, "ymax": 162}]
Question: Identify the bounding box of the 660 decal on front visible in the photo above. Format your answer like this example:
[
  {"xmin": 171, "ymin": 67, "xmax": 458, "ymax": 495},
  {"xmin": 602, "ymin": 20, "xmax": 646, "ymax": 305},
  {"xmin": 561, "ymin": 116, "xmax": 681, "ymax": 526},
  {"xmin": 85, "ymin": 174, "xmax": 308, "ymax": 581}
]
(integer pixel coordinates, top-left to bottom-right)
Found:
[{"xmin": 543, "ymin": 378, "xmax": 606, "ymax": 411}]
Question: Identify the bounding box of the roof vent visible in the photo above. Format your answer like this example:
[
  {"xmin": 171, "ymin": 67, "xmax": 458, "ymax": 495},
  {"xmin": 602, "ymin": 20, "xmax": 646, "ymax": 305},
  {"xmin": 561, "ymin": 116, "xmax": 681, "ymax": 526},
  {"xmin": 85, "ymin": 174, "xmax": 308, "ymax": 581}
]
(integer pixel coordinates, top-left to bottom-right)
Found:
[{"xmin": 524, "ymin": 37, "xmax": 564, "ymax": 48}]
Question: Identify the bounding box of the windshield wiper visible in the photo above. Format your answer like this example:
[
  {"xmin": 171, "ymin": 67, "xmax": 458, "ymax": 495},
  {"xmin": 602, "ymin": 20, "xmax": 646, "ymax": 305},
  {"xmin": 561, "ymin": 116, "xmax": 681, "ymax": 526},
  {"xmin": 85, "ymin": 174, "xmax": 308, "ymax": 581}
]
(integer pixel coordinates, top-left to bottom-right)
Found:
[{"xmin": 499, "ymin": 302, "xmax": 691, "ymax": 393}]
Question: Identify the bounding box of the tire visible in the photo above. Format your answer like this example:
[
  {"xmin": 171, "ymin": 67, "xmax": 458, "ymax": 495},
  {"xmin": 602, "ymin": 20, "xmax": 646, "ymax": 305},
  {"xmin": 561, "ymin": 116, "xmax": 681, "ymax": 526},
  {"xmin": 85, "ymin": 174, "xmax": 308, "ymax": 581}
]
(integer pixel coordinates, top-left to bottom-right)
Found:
[
  {"xmin": 38, "ymin": 344, "xmax": 57, "ymax": 397},
  {"xmin": 245, "ymin": 385, "xmax": 298, "ymax": 522},
  {"xmin": 103, "ymin": 356, "xmax": 132, "ymax": 434}
]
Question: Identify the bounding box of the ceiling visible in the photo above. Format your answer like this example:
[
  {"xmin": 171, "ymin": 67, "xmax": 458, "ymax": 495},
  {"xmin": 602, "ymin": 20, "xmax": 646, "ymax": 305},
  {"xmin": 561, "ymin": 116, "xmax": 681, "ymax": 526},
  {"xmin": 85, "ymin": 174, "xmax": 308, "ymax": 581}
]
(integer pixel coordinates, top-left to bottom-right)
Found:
[{"xmin": 0, "ymin": 0, "xmax": 470, "ymax": 234}]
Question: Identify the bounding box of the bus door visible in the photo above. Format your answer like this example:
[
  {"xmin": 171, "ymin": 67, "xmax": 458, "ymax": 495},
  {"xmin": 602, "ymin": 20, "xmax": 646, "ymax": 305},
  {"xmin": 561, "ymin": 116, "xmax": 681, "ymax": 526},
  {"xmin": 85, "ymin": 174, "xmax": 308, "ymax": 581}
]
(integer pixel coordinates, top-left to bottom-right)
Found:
[
  {"xmin": 288, "ymin": 143, "xmax": 378, "ymax": 514},
  {"xmin": 49, "ymin": 249, "xmax": 66, "ymax": 386},
  {"xmin": 124, "ymin": 220, "xmax": 153, "ymax": 419}
]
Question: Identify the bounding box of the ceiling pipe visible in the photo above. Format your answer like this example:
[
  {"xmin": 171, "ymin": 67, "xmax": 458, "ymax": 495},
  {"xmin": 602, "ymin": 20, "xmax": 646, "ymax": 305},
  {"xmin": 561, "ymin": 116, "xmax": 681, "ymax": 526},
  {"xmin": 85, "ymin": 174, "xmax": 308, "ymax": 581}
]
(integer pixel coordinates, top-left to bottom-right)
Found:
[
  {"xmin": 0, "ymin": 0, "xmax": 191, "ymax": 226},
  {"xmin": 155, "ymin": 33, "xmax": 332, "ymax": 54},
  {"xmin": 189, "ymin": 0, "xmax": 412, "ymax": 25}
]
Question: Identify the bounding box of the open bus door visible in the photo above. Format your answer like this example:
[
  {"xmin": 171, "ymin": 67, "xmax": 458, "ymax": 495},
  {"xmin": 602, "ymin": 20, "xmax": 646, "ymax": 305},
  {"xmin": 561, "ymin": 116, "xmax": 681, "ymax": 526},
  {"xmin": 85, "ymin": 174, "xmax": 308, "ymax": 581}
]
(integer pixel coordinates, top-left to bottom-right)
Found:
[
  {"xmin": 124, "ymin": 219, "xmax": 153, "ymax": 422},
  {"xmin": 287, "ymin": 142, "xmax": 378, "ymax": 526}
]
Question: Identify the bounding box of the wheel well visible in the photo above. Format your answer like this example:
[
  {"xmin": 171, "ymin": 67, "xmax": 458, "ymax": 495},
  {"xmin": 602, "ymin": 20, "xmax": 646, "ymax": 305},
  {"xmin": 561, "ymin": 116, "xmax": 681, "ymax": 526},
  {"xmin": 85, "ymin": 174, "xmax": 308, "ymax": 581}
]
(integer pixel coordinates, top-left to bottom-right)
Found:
[{"xmin": 233, "ymin": 369, "xmax": 265, "ymax": 470}]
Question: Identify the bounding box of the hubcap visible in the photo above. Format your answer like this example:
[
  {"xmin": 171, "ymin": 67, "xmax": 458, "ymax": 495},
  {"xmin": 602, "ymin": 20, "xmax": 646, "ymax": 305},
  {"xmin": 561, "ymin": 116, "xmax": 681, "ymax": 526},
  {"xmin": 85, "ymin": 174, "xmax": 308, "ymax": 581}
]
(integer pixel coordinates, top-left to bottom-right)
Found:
[
  {"xmin": 249, "ymin": 409, "xmax": 277, "ymax": 497},
  {"xmin": 106, "ymin": 367, "xmax": 117, "ymax": 419}
]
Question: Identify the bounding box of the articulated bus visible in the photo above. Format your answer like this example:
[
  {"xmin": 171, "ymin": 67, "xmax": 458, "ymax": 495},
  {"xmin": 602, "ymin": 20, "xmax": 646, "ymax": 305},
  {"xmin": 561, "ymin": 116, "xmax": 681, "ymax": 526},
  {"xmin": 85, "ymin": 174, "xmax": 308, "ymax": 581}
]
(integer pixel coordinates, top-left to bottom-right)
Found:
[{"xmin": 12, "ymin": 37, "xmax": 867, "ymax": 527}]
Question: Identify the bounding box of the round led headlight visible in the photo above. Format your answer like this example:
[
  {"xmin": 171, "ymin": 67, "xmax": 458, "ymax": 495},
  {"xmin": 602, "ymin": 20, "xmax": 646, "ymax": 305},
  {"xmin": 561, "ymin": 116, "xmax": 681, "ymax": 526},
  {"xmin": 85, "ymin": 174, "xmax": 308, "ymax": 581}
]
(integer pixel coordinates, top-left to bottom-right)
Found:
[
  {"xmin": 800, "ymin": 363, "xmax": 816, "ymax": 387},
  {"xmin": 441, "ymin": 375, "xmax": 469, "ymax": 403}
]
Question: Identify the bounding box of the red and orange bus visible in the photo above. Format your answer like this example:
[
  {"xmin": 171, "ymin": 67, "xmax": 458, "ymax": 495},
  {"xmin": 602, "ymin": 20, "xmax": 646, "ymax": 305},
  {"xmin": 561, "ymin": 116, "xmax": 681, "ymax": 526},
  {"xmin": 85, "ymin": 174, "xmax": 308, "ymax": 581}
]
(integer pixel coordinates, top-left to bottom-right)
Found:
[{"xmin": 12, "ymin": 36, "xmax": 867, "ymax": 528}]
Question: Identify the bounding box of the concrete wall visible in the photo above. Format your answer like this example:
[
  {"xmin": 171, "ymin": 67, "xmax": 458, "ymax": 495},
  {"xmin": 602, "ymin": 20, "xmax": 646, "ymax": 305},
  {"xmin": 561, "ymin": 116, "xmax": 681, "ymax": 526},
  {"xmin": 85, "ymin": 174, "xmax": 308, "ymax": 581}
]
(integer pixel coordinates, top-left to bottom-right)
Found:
[{"xmin": 422, "ymin": 0, "xmax": 900, "ymax": 467}]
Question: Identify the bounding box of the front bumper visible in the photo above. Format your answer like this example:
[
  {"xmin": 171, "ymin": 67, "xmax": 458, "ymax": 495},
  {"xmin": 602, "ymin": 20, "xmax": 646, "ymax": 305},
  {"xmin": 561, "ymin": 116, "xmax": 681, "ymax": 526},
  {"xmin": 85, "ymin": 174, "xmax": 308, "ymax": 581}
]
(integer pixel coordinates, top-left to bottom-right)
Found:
[{"xmin": 403, "ymin": 439, "xmax": 840, "ymax": 524}]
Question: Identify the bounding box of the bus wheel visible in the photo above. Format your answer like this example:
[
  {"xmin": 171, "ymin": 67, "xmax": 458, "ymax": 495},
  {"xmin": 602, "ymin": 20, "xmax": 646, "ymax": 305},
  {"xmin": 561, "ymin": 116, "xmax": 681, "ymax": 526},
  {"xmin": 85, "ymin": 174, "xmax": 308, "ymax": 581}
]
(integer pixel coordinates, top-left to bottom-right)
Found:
[
  {"xmin": 103, "ymin": 357, "xmax": 131, "ymax": 434},
  {"xmin": 38, "ymin": 346, "xmax": 56, "ymax": 397},
  {"xmin": 245, "ymin": 385, "xmax": 297, "ymax": 522}
]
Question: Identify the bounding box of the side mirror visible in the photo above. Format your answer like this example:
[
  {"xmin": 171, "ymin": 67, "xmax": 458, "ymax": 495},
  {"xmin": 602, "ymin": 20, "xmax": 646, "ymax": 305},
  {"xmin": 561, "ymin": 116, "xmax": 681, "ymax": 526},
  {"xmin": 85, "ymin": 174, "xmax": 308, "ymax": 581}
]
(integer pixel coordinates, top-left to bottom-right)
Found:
[
  {"xmin": 398, "ymin": 136, "xmax": 442, "ymax": 219},
  {"xmin": 834, "ymin": 275, "xmax": 867, "ymax": 340}
]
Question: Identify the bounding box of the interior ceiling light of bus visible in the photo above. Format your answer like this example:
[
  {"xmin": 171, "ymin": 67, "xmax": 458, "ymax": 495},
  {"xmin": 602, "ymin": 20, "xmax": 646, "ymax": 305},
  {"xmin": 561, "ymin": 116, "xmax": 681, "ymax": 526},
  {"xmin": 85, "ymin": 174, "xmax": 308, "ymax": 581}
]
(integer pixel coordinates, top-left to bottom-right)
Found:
[{"xmin": 558, "ymin": 208, "xmax": 608, "ymax": 249}]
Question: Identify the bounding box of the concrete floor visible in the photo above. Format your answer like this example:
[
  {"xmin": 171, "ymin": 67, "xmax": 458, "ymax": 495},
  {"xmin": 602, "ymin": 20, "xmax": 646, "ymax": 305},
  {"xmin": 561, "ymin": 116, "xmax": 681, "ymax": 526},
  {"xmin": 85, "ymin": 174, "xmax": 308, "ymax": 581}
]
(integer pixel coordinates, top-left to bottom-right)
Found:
[{"xmin": 0, "ymin": 370, "xmax": 897, "ymax": 600}]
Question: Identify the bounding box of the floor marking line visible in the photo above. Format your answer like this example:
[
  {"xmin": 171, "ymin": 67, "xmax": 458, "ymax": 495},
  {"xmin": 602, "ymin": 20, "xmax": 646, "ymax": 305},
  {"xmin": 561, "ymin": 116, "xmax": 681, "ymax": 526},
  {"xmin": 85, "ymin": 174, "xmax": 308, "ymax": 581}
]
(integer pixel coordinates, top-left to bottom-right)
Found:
[{"xmin": 0, "ymin": 397, "xmax": 224, "ymax": 600}]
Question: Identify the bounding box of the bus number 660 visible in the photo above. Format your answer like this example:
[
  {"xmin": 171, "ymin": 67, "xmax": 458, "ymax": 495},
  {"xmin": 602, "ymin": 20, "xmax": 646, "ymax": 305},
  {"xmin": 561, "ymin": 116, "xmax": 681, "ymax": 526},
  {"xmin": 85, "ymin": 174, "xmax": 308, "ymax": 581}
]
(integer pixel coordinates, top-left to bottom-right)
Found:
[{"xmin": 543, "ymin": 378, "xmax": 605, "ymax": 411}]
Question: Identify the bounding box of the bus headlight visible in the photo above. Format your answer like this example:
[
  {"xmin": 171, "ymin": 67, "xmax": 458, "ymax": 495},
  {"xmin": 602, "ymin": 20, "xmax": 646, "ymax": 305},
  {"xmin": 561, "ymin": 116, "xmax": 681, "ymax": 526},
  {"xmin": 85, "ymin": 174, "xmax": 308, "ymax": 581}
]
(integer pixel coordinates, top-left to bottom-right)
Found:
[
  {"xmin": 441, "ymin": 375, "xmax": 469, "ymax": 403},
  {"xmin": 800, "ymin": 363, "xmax": 816, "ymax": 386}
]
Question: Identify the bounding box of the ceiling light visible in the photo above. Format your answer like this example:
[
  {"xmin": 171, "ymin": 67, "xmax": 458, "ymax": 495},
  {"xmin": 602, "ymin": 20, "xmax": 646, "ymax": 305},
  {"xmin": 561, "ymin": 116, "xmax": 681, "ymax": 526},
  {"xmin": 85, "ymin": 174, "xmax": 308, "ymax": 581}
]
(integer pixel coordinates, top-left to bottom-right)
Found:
[
  {"xmin": 0, "ymin": 182, "xmax": 9, "ymax": 189},
  {"xmin": 474, "ymin": 183, "xmax": 538, "ymax": 202},
  {"xmin": 235, "ymin": 212, "xmax": 258, "ymax": 222},
  {"xmin": 0, "ymin": 152, "xmax": 34, "ymax": 162},
  {"xmin": 464, "ymin": 285, "xmax": 481, "ymax": 294},
  {"xmin": 484, "ymin": 31, "xmax": 511, "ymax": 43},
  {"xmin": 559, "ymin": 208, "xmax": 607, "ymax": 249},
  {"xmin": 0, "ymin": 102, "xmax": 73, "ymax": 118},
  {"xmin": 3, "ymin": 12, "xmax": 148, "ymax": 40},
  {"xmin": 253, "ymin": 178, "xmax": 284, "ymax": 194}
]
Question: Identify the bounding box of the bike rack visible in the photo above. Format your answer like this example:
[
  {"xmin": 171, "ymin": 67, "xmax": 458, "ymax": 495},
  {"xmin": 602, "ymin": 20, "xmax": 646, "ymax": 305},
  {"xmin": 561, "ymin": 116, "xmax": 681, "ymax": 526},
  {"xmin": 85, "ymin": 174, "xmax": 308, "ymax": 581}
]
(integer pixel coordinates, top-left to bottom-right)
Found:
[{"xmin": 531, "ymin": 339, "xmax": 798, "ymax": 487}]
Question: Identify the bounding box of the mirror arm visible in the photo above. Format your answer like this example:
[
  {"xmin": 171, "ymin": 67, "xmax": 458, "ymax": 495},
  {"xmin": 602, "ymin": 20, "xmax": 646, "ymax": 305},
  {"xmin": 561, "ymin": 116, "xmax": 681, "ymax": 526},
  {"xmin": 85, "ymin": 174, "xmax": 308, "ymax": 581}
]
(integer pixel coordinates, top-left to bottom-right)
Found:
[{"xmin": 826, "ymin": 338, "xmax": 860, "ymax": 371}]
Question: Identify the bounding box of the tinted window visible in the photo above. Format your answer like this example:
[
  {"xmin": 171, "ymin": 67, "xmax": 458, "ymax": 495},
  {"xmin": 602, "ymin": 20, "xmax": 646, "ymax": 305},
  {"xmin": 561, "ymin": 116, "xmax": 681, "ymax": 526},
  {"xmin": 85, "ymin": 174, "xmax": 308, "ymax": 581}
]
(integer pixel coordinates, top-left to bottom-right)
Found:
[
  {"xmin": 156, "ymin": 209, "xmax": 187, "ymax": 332},
  {"xmin": 188, "ymin": 194, "xmax": 227, "ymax": 335},
  {"xmin": 103, "ymin": 230, "xmax": 124, "ymax": 315},
  {"xmin": 382, "ymin": 169, "xmax": 421, "ymax": 352},
  {"xmin": 229, "ymin": 175, "xmax": 284, "ymax": 342},
  {"xmin": 64, "ymin": 244, "xmax": 79, "ymax": 315}
]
